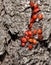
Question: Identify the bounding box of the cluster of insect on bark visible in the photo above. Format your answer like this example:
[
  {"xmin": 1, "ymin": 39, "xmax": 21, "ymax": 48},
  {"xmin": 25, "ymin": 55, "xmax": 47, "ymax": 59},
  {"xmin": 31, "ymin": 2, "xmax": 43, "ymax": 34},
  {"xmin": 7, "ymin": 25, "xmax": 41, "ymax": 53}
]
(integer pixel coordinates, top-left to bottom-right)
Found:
[{"xmin": 21, "ymin": 1, "xmax": 43, "ymax": 50}]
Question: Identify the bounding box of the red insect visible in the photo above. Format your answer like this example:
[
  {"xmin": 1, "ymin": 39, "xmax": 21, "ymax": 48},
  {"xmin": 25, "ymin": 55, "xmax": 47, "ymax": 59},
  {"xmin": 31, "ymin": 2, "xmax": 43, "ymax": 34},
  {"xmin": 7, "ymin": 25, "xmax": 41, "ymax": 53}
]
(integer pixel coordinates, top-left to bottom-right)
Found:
[
  {"xmin": 38, "ymin": 14, "xmax": 43, "ymax": 20},
  {"xmin": 28, "ymin": 31, "xmax": 32, "ymax": 37},
  {"xmin": 32, "ymin": 14, "xmax": 37, "ymax": 20},
  {"xmin": 33, "ymin": 8, "xmax": 40, "ymax": 13},
  {"xmin": 28, "ymin": 44, "xmax": 33, "ymax": 50},
  {"xmin": 33, "ymin": 29, "xmax": 37, "ymax": 35},
  {"xmin": 21, "ymin": 37, "xmax": 27, "ymax": 43},
  {"xmin": 30, "ymin": 1, "xmax": 34, "ymax": 7},
  {"xmin": 38, "ymin": 29, "xmax": 42, "ymax": 34},
  {"xmin": 29, "ymin": 23, "xmax": 33, "ymax": 29},
  {"xmin": 34, "ymin": 3, "xmax": 38, "ymax": 9},
  {"xmin": 21, "ymin": 43, "xmax": 26, "ymax": 47},
  {"xmin": 32, "ymin": 39, "xmax": 37, "ymax": 45}
]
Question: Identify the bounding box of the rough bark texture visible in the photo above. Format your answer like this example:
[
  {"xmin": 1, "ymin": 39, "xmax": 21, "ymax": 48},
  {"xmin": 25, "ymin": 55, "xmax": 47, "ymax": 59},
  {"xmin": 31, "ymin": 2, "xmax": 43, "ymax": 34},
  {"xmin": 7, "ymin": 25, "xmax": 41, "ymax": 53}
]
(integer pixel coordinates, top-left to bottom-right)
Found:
[{"xmin": 0, "ymin": 0, "xmax": 51, "ymax": 65}]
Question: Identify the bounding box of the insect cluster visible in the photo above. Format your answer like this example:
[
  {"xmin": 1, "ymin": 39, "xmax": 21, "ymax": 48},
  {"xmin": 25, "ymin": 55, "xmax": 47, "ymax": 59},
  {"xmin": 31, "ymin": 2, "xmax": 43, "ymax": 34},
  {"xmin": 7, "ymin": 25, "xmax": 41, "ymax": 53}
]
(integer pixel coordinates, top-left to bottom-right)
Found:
[{"xmin": 21, "ymin": 1, "xmax": 43, "ymax": 50}]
